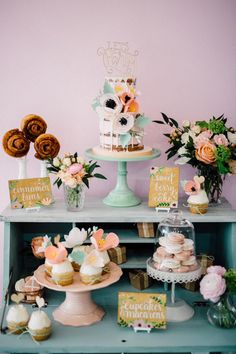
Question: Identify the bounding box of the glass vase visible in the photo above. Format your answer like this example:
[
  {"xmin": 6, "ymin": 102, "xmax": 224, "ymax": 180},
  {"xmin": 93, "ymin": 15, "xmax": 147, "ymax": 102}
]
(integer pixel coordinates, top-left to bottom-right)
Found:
[
  {"xmin": 197, "ymin": 165, "xmax": 224, "ymax": 204},
  {"xmin": 63, "ymin": 183, "xmax": 85, "ymax": 211},
  {"xmin": 207, "ymin": 294, "xmax": 236, "ymax": 329}
]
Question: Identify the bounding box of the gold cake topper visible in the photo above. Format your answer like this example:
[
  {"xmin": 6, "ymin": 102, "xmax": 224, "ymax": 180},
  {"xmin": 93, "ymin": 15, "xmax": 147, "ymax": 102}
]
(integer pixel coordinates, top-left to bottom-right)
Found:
[{"xmin": 97, "ymin": 42, "xmax": 139, "ymax": 76}]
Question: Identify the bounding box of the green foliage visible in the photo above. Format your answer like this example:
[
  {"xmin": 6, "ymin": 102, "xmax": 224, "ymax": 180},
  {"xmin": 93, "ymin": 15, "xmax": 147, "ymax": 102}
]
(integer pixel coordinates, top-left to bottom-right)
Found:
[
  {"xmin": 224, "ymin": 269, "xmax": 236, "ymax": 294},
  {"xmin": 208, "ymin": 116, "xmax": 227, "ymax": 134},
  {"xmin": 118, "ymin": 317, "xmax": 129, "ymax": 327}
]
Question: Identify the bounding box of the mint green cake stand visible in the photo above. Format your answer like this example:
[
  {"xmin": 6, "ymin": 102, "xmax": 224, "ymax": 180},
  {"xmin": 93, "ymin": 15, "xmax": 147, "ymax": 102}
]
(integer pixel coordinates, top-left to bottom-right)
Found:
[{"xmin": 85, "ymin": 148, "xmax": 161, "ymax": 207}]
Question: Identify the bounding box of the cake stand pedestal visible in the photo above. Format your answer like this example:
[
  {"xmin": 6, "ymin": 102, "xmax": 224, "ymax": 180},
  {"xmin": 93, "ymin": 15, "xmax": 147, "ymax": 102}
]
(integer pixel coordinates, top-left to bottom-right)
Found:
[
  {"xmin": 34, "ymin": 262, "xmax": 122, "ymax": 326},
  {"xmin": 85, "ymin": 148, "xmax": 161, "ymax": 207},
  {"xmin": 147, "ymin": 258, "xmax": 202, "ymax": 322}
]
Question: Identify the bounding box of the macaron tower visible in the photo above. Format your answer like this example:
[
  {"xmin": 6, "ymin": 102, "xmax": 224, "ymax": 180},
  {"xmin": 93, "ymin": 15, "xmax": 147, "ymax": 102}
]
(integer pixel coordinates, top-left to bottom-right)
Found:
[{"xmin": 153, "ymin": 210, "xmax": 199, "ymax": 273}]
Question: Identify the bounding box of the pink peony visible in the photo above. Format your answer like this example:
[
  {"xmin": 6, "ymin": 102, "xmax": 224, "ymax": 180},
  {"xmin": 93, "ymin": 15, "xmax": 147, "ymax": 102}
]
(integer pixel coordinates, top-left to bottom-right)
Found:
[
  {"xmin": 67, "ymin": 163, "xmax": 83, "ymax": 175},
  {"xmin": 213, "ymin": 134, "xmax": 229, "ymax": 146},
  {"xmin": 200, "ymin": 273, "xmax": 226, "ymax": 303},
  {"xmin": 207, "ymin": 265, "xmax": 226, "ymax": 276},
  {"xmin": 194, "ymin": 130, "xmax": 213, "ymax": 148}
]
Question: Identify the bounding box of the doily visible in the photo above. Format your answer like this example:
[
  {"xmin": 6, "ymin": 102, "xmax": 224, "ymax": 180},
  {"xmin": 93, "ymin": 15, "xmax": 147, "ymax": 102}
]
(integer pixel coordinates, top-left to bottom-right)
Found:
[{"xmin": 146, "ymin": 258, "xmax": 202, "ymax": 284}]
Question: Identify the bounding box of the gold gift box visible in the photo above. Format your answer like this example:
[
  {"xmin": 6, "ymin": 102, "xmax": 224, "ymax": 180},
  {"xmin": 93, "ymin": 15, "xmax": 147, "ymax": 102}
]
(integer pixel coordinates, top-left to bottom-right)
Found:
[
  {"xmin": 108, "ymin": 246, "xmax": 126, "ymax": 264},
  {"xmin": 129, "ymin": 269, "xmax": 153, "ymax": 290},
  {"xmin": 137, "ymin": 222, "xmax": 156, "ymax": 238}
]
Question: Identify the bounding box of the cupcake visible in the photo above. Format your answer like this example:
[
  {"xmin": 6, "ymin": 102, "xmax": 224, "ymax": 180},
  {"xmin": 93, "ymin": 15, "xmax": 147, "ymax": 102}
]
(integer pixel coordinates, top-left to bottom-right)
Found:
[
  {"xmin": 68, "ymin": 245, "xmax": 92, "ymax": 272},
  {"xmin": 90, "ymin": 228, "xmax": 119, "ymax": 273},
  {"xmin": 80, "ymin": 249, "xmax": 105, "ymax": 285},
  {"xmin": 51, "ymin": 259, "xmax": 74, "ymax": 286},
  {"xmin": 6, "ymin": 301, "xmax": 29, "ymax": 334},
  {"xmin": 28, "ymin": 310, "xmax": 51, "ymax": 341},
  {"xmin": 45, "ymin": 243, "xmax": 74, "ymax": 286},
  {"xmin": 184, "ymin": 176, "xmax": 209, "ymax": 214}
]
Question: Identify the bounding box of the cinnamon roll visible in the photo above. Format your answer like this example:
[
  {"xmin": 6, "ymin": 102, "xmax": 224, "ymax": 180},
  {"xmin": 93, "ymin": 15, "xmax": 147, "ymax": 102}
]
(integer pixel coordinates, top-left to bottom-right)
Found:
[
  {"xmin": 34, "ymin": 133, "xmax": 60, "ymax": 160},
  {"xmin": 21, "ymin": 114, "xmax": 47, "ymax": 142},
  {"xmin": 2, "ymin": 129, "xmax": 30, "ymax": 157}
]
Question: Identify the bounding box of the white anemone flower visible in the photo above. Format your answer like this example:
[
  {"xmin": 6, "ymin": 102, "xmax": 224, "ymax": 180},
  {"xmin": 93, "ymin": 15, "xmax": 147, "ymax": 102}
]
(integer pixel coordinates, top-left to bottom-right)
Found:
[
  {"xmin": 113, "ymin": 113, "xmax": 135, "ymax": 134},
  {"xmin": 100, "ymin": 93, "xmax": 122, "ymax": 114},
  {"xmin": 64, "ymin": 227, "xmax": 87, "ymax": 248},
  {"xmin": 181, "ymin": 131, "xmax": 196, "ymax": 144}
]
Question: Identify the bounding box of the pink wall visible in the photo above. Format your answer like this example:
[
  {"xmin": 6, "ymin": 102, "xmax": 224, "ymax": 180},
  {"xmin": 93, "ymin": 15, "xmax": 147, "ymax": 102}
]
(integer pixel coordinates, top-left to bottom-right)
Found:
[{"xmin": 1, "ymin": 0, "xmax": 236, "ymax": 299}]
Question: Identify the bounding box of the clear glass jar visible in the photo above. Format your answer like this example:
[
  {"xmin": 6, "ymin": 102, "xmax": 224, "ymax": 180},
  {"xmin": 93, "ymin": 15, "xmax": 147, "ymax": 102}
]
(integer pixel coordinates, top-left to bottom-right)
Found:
[
  {"xmin": 63, "ymin": 183, "xmax": 85, "ymax": 211},
  {"xmin": 153, "ymin": 210, "xmax": 198, "ymax": 273},
  {"xmin": 207, "ymin": 293, "xmax": 236, "ymax": 328}
]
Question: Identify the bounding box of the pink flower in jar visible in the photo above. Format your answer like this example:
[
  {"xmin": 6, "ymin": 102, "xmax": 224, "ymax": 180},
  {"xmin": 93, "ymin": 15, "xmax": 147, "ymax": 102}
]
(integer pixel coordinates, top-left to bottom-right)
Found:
[
  {"xmin": 213, "ymin": 134, "xmax": 229, "ymax": 146},
  {"xmin": 68, "ymin": 163, "xmax": 83, "ymax": 175},
  {"xmin": 207, "ymin": 265, "xmax": 226, "ymax": 276},
  {"xmin": 200, "ymin": 273, "xmax": 226, "ymax": 303}
]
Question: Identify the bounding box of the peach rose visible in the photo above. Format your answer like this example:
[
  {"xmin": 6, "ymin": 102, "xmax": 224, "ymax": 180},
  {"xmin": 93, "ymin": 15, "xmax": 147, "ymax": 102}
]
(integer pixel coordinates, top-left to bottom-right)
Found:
[{"xmin": 195, "ymin": 142, "xmax": 216, "ymax": 164}]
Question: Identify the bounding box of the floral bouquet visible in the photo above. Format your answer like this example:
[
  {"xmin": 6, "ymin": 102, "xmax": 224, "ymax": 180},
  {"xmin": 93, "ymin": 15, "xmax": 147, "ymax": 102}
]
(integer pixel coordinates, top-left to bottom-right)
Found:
[
  {"xmin": 47, "ymin": 153, "xmax": 106, "ymax": 210},
  {"xmin": 154, "ymin": 113, "xmax": 236, "ymax": 202},
  {"xmin": 200, "ymin": 265, "xmax": 236, "ymax": 328}
]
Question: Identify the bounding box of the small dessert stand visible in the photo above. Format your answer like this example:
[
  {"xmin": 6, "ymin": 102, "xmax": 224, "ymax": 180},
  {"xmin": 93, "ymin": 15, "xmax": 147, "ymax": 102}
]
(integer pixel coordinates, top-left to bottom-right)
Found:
[
  {"xmin": 34, "ymin": 262, "xmax": 122, "ymax": 326},
  {"xmin": 147, "ymin": 258, "xmax": 202, "ymax": 322},
  {"xmin": 85, "ymin": 148, "xmax": 161, "ymax": 207}
]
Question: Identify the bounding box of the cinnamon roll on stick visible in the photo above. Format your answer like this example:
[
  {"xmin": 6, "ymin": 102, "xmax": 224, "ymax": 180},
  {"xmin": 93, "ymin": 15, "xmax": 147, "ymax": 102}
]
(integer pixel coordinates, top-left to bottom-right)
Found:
[
  {"xmin": 34, "ymin": 133, "xmax": 60, "ymax": 160},
  {"xmin": 2, "ymin": 129, "xmax": 30, "ymax": 157},
  {"xmin": 21, "ymin": 114, "xmax": 47, "ymax": 142}
]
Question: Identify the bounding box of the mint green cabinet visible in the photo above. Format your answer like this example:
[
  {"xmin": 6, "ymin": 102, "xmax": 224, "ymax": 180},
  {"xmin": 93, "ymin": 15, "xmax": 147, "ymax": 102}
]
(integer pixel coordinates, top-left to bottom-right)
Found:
[{"xmin": 0, "ymin": 197, "xmax": 236, "ymax": 353}]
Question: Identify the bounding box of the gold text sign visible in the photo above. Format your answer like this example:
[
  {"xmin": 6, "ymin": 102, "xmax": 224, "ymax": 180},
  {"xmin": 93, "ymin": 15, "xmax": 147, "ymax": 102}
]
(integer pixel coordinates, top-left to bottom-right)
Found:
[
  {"xmin": 118, "ymin": 292, "xmax": 166, "ymax": 329},
  {"xmin": 8, "ymin": 177, "xmax": 53, "ymax": 209},
  {"xmin": 148, "ymin": 166, "xmax": 179, "ymax": 208}
]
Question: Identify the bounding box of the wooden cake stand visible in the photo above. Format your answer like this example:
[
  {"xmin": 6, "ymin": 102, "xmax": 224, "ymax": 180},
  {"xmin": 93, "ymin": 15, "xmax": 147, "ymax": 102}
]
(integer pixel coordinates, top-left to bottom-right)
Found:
[{"xmin": 34, "ymin": 262, "xmax": 122, "ymax": 327}]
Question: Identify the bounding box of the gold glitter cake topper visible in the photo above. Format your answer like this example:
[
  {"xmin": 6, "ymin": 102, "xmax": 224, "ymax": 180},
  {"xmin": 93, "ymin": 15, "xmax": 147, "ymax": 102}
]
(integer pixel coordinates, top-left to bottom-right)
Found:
[{"xmin": 97, "ymin": 42, "xmax": 139, "ymax": 76}]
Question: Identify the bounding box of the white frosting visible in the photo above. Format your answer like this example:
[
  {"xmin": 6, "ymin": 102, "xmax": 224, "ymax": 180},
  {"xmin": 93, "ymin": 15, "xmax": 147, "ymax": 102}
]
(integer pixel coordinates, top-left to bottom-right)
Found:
[
  {"xmin": 28, "ymin": 310, "xmax": 51, "ymax": 330},
  {"xmin": 100, "ymin": 250, "xmax": 110, "ymax": 265},
  {"xmin": 6, "ymin": 304, "xmax": 29, "ymax": 323},
  {"xmin": 45, "ymin": 259, "xmax": 53, "ymax": 267},
  {"xmin": 80, "ymin": 264, "xmax": 102, "ymax": 276},
  {"xmin": 52, "ymin": 259, "xmax": 73, "ymax": 274},
  {"xmin": 188, "ymin": 190, "xmax": 209, "ymax": 205}
]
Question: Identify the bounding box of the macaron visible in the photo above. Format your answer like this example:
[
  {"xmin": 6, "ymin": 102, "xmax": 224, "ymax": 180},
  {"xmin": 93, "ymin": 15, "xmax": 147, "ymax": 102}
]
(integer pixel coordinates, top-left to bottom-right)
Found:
[
  {"xmin": 167, "ymin": 232, "xmax": 185, "ymax": 244},
  {"xmin": 173, "ymin": 265, "xmax": 190, "ymax": 273},
  {"xmin": 155, "ymin": 246, "xmax": 170, "ymax": 257},
  {"xmin": 182, "ymin": 239, "xmax": 194, "ymax": 251},
  {"xmin": 174, "ymin": 251, "xmax": 191, "ymax": 261},
  {"xmin": 161, "ymin": 258, "xmax": 180, "ymax": 269},
  {"xmin": 182, "ymin": 255, "xmax": 196, "ymax": 266},
  {"xmin": 165, "ymin": 243, "xmax": 183, "ymax": 254}
]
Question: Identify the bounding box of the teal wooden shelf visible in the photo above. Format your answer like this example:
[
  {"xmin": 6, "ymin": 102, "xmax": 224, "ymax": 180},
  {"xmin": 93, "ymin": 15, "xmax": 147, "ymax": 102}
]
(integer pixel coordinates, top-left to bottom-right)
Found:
[
  {"xmin": 1, "ymin": 279, "xmax": 236, "ymax": 353},
  {"xmin": 1, "ymin": 196, "xmax": 236, "ymax": 353}
]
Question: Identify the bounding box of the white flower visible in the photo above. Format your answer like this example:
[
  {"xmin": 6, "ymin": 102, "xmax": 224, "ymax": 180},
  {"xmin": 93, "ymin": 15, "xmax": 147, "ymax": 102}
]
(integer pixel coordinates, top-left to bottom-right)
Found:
[
  {"xmin": 64, "ymin": 227, "xmax": 87, "ymax": 248},
  {"xmin": 62, "ymin": 157, "xmax": 71, "ymax": 167},
  {"xmin": 53, "ymin": 157, "xmax": 60, "ymax": 167},
  {"xmin": 182, "ymin": 120, "xmax": 190, "ymax": 128},
  {"xmin": 113, "ymin": 113, "xmax": 134, "ymax": 134},
  {"xmin": 228, "ymin": 131, "xmax": 236, "ymax": 144},
  {"xmin": 100, "ymin": 93, "xmax": 122, "ymax": 114},
  {"xmin": 177, "ymin": 146, "xmax": 188, "ymax": 156},
  {"xmin": 191, "ymin": 125, "xmax": 201, "ymax": 134},
  {"xmin": 175, "ymin": 156, "xmax": 191, "ymax": 165},
  {"xmin": 71, "ymin": 157, "xmax": 76, "ymax": 163},
  {"xmin": 65, "ymin": 177, "xmax": 77, "ymax": 188},
  {"xmin": 181, "ymin": 131, "xmax": 196, "ymax": 144}
]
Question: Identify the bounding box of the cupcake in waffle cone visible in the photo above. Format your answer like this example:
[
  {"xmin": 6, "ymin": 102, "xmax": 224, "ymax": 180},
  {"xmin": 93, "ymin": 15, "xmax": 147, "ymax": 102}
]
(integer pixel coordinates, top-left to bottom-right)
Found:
[
  {"xmin": 51, "ymin": 259, "xmax": 74, "ymax": 286},
  {"xmin": 184, "ymin": 176, "xmax": 209, "ymax": 215},
  {"xmin": 80, "ymin": 249, "xmax": 105, "ymax": 285},
  {"xmin": 28, "ymin": 310, "xmax": 51, "ymax": 341},
  {"xmin": 6, "ymin": 304, "xmax": 29, "ymax": 334}
]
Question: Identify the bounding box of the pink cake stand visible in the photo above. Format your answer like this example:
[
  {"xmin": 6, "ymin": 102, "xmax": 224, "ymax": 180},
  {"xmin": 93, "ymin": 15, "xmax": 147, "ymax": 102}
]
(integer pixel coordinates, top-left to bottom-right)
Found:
[{"xmin": 34, "ymin": 262, "xmax": 122, "ymax": 327}]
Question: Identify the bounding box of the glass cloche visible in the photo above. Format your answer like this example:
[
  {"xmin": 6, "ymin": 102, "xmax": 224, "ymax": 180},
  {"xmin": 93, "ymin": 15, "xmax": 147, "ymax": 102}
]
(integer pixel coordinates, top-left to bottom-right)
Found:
[{"xmin": 153, "ymin": 210, "xmax": 198, "ymax": 273}]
